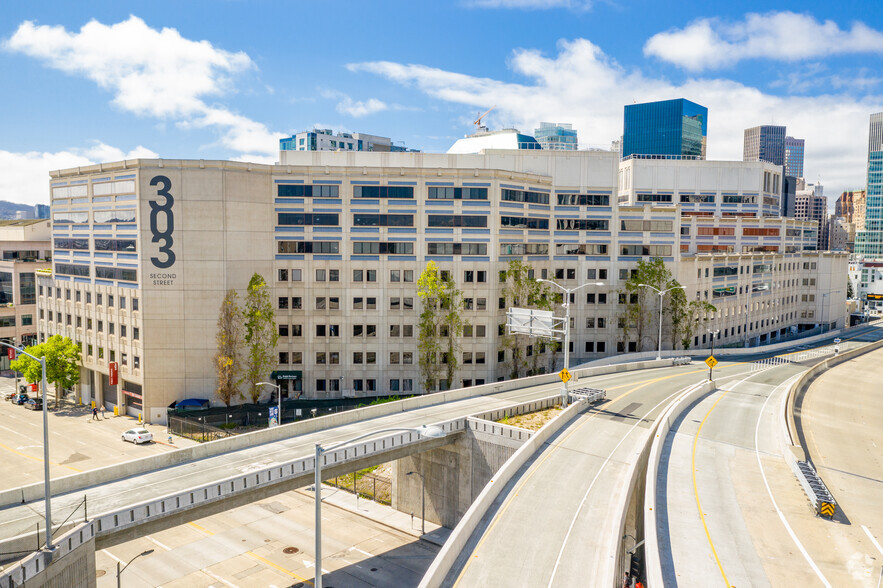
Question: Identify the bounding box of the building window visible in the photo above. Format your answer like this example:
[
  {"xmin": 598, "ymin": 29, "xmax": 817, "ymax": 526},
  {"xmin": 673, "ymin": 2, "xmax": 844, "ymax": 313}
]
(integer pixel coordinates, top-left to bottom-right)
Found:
[{"xmin": 279, "ymin": 324, "xmax": 289, "ymax": 337}]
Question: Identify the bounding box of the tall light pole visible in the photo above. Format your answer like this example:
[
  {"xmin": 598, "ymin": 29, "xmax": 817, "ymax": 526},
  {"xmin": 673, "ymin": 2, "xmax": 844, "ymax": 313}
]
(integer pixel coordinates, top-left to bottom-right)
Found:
[
  {"xmin": 314, "ymin": 425, "xmax": 445, "ymax": 588},
  {"xmin": 637, "ymin": 284, "xmax": 686, "ymax": 360},
  {"xmin": 1, "ymin": 341, "xmax": 52, "ymax": 549},
  {"xmin": 117, "ymin": 549, "xmax": 154, "ymax": 587},
  {"xmin": 536, "ymin": 280, "xmax": 605, "ymax": 408},
  {"xmin": 707, "ymin": 329, "xmax": 720, "ymax": 380},
  {"xmin": 256, "ymin": 381, "xmax": 281, "ymax": 427},
  {"xmin": 406, "ymin": 470, "xmax": 426, "ymax": 535}
]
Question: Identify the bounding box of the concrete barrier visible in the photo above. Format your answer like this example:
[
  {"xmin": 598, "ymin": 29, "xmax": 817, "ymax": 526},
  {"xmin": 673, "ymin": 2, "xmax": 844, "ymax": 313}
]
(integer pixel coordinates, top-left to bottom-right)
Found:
[
  {"xmin": 418, "ymin": 398, "xmax": 589, "ymax": 588},
  {"xmin": 0, "ymin": 521, "xmax": 95, "ymax": 586},
  {"xmin": 642, "ymin": 380, "xmax": 716, "ymax": 588},
  {"xmin": 0, "ymin": 358, "xmax": 679, "ymax": 508}
]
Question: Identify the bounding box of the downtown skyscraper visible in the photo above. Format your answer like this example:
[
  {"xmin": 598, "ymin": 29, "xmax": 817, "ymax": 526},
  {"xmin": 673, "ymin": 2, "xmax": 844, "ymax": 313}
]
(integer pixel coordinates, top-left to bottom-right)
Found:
[{"xmin": 855, "ymin": 113, "xmax": 883, "ymax": 257}]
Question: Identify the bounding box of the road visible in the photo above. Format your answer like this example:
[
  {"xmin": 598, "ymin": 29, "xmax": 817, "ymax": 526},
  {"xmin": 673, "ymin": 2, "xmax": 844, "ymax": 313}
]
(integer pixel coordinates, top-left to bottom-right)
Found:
[{"xmin": 657, "ymin": 327, "xmax": 883, "ymax": 587}]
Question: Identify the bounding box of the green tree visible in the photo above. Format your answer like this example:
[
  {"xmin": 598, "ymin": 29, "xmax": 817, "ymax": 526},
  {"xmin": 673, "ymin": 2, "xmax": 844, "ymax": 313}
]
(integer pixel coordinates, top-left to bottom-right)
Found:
[
  {"xmin": 617, "ymin": 258, "xmax": 671, "ymax": 351},
  {"xmin": 672, "ymin": 297, "xmax": 718, "ymax": 349},
  {"xmin": 240, "ymin": 273, "xmax": 278, "ymax": 403},
  {"xmin": 500, "ymin": 260, "xmax": 553, "ymax": 379},
  {"xmin": 847, "ymin": 275, "xmax": 855, "ymax": 299},
  {"xmin": 215, "ymin": 289, "xmax": 243, "ymax": 407},
  {"xmin": 417, "ymin": 261, "xmax": 464, "ymax": 392},
  {"xmin": 11, "ymin": 335, "xmax": 81, "ymax": 408}
]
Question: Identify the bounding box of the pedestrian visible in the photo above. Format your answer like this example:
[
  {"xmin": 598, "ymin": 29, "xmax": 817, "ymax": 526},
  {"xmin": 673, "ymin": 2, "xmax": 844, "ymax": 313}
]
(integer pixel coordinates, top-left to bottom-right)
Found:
[
  {"xmin": 100, "ymin": 405, "xmax": 106, "ymax": 419},
  {"xmin": 92, "ymin": 407, "xmax": 98, "ymax": 420},
  {"xmin": 623, "ymin": 572, "xmax": 631, "ymax": 588}
]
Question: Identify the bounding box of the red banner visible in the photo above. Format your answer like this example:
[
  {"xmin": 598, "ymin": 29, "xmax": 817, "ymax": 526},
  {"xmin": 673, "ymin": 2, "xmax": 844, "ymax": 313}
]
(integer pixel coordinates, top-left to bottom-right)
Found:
[
  {"xmin": 122, "ymin": 389, "xmax": 142, "ymax": 400},
  {"xmin": 109, "ymin": 362, "xmax": 119, "ymax": 386},
  {"xmin": 6, "ymin": 348, "xmax": 14, "ymax": 360}
]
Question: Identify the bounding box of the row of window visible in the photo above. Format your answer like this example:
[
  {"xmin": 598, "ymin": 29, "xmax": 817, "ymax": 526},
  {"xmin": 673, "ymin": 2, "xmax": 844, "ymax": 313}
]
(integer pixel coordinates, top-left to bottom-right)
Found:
[
  {"xmin": 41, "ymin": 287, "xmax": 139, "ymax": 310},
  {"xmin": 39, "ymin": 311, "xmax": 140, "ymax": 339},
  {"xmin": 53, "ymin": 210, "xmax": 137, "ymax": 225},
  {"xmin": 55, "ymin": 238, "xmax": 137, "ymax": 252},
  {"xmin": 53, "ymin": 263, "xmax": 137, "ymax": 282}
]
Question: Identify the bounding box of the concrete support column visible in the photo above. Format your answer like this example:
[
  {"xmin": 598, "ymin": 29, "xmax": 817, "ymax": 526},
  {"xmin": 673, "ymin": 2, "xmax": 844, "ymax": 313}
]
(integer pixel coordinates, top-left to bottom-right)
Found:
[{"xmin": 94, "ymin": 371, "xmax": 104, "ymax": 409}]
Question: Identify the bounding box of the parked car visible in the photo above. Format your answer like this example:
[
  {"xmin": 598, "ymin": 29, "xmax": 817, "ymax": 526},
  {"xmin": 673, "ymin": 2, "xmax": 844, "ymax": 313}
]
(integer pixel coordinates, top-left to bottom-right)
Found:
[
  {"xmin": 121, "ymin": 428, "xmax": 153, "ymax": 444},
  {"xmin": 10, "ymin": 393, "xmax": 29, "ymax": 405},
  {"xmin": 24, "ymin": 398, "xmax": 42, "ymax": 411}
]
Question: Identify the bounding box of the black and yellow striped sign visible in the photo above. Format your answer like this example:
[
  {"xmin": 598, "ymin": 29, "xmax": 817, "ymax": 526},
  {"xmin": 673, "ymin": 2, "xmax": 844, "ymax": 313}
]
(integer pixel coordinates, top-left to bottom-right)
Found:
[{"xmin": 819, "ymin": 502, "xmax": 836, "ymax": 518}]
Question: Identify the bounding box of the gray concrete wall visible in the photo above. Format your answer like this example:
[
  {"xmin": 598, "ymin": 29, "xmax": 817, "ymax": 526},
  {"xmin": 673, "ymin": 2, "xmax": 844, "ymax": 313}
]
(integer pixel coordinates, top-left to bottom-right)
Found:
[{"xmin": 0, "ymin": 522, "xmax": 96, "ymax": 588}]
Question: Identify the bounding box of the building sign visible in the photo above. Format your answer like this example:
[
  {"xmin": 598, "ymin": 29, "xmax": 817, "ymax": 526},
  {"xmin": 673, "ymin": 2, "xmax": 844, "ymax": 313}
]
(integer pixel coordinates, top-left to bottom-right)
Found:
[
  {"xmin": 270, "ymin": 370, "xmax": 302, "ymax": 381},
  {"xmin": 146, "ymin": 174, "xmax": 178, "ymax": 287},
  {"xmin": 6, "ymin": 348, "xmax": 13, "ymax": 360},
  {"xmin": 122, "ymin": 389, "xmax": 143, "ymax": 400},
  {"xmin": 867, "ymin": 293, "xmax": 883, "ymax": 300},
  {"xmin": 109, "ymin": 361, "xmax": 119, "ymax": 386}
]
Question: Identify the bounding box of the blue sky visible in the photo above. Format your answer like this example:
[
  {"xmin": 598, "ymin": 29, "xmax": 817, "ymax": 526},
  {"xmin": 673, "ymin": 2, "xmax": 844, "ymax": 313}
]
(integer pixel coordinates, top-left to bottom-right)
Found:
[{"xmin": 1, "ymin": 0, "xmax": 882, "ymax": 205}]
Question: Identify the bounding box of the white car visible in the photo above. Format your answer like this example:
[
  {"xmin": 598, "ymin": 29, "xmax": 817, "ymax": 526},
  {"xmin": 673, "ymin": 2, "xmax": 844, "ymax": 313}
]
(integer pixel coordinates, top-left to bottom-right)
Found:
[{"xmin": 121, "ymin": 428, "xmax": 153, "ymax": 444}]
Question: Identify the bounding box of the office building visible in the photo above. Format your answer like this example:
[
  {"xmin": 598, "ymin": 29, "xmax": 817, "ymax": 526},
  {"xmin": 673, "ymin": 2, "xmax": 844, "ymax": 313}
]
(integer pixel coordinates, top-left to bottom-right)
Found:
[
  {"xmin": 827, "ymin": 217, "xmax": 850, "ymax": 251},
  {"xmin": 37, "ymin": 146, "xmax": 845, "ymax": 423},
  {"xmin": 447, "ymin": 128, "xmax": 541, "ymax": 154},
  {"xmin": 782, "ymin": 175, "xmax": 798, "ymax": 218},
  {"xmin": 34, "ymin": 204, "xmax": 50, "ymax": 219},
  {"xmin": 534, "ymin": 123, "xmax": 578, "ymax": 151},
  {"xmin": 0, "ymin": 220, "xmax": 51, "ymax": 370},
  {"xmin": 795, "ymin": 180, "xmax": 828, "ymax": 250},
  {"xmin": 784, "ymin": 136, "xmax": 805, "ymax": 177},
  {"xmin": 622, "ymin": 99, "xmax": 707, "ymax": 160},
  {"xmin": 855, "ymin": 113, "xmax": 883, "ymax": 257},
  {"xmin": 279, "ymin": 129, "xmax": 417, "ymax": 153},
  {"xmin": 743, "ymin": 125, "xmax": 786, "ymax": 166}
]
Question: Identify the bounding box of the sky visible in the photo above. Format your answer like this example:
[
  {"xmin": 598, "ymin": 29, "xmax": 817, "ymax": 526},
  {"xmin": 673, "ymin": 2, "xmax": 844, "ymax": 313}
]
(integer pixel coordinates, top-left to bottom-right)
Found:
[{"xmin": 1, "ymin": 0, "xmax": 882, "ymax": 207}]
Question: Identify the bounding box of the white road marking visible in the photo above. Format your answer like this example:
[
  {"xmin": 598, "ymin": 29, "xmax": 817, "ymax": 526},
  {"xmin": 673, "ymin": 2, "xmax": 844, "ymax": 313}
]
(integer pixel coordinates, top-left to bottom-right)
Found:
[
  {"xmin": 101, "ymin": 548, "xmax": 125, "ymax": 564},
  {"xmin": 754, "ymin": 373, "xmax": 832, "ymax": 587},
  {"xmin": 863, "ymin": 525, "xmax": 883, "ymax": 557},
  {"xmin": 146, "ymin": 535, "xmax": 172, "ymax": 551}
]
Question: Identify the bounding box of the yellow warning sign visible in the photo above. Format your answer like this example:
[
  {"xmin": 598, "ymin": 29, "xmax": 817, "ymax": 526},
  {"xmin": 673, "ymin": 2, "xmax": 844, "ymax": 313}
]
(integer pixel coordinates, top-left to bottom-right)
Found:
[
  {"xmin": 559, "ymin": 368, "xmax": 572, "ymax": 383},
  {"xmin": 820, "ymin": 502, "xmax": 836, "ymax": 518},
  {"xmin": 705, "ymin": 356, "xmax": 718, "ymax": 369}
]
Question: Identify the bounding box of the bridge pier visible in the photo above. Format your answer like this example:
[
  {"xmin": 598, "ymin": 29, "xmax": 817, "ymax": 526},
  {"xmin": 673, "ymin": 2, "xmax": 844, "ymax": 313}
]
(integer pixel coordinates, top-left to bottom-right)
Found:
[{"xmin": 393, "ymin": 418, "xmax": 532, "ymax": 530}]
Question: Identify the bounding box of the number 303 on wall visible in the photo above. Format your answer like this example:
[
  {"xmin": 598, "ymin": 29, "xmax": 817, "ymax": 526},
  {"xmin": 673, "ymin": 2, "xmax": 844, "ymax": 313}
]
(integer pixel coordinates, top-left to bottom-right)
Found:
[{"xmin": 149, "ymin": 175, "xmax": 176, "ymax": 269}]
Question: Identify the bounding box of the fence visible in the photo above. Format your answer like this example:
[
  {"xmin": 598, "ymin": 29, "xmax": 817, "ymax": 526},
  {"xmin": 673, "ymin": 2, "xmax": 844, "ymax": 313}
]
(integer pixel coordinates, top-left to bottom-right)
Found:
[
  {"xmin": 168, "ymin": 415, "xmax": 234, "ymax": 442},
  {"xmin": 326, "ymin": 471, "xmax": 392, "ymax": 505}
]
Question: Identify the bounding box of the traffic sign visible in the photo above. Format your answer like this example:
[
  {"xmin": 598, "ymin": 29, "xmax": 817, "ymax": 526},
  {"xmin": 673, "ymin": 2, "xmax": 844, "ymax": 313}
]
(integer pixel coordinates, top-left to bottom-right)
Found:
[
  {"xmin": 559, "ymin": 368, "xmax": 572, "ymax": 383},
  {"xmin": 819, "ymin": 501, "xmax": 836, "ymax": 518},
  {"xmin": 705, "ymin": 356, "xmax": 718, "ymax": 369}
]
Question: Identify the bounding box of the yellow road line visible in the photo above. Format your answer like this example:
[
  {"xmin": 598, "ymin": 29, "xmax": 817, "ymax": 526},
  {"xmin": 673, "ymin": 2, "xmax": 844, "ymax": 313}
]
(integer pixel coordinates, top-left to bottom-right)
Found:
[
  {"xmin": 691, "ymin": 389, "xmax": 733, "ymax": 587},
  {"xmin": 454, "ymin": 367, "xmax": 707, "ymax": 586},
  {"xmin": 0, "ymin": 441, "xmax": 81, "ymax": 472},
  {"xmin": 188, "ymin": 521, "xmax": 314, "ymax": 585}
]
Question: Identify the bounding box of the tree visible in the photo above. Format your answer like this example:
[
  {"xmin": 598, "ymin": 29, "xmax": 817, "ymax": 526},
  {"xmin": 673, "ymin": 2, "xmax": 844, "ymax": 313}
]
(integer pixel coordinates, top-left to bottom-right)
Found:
[
  {"xmin": 417, "ymin": 261, "xmax": 464, "ymax": 392},
  {"xmin": 500, "ymin": 260, "xmax": 553, "ymax": 379},
  {"xmin": 240, "ymin": 273, "xmax": 278, "ymax": 403},
  {"xmin": 11, "ymin": 335, "xmax": 81, "ymax": 408},
  {"xmin": 847, "ymin": 275, "xmax": 855, "ymax": 299},
  {"xmin": 617, "ymin": 258, "xmax": 672, "ymax": 351},
  {"xmin": 673, "ymin": 298, "xmax": 718, "ymax": 349},
  {"xmin": 215, "ymin": 289, "xmax": 244, "ymax": 407}
]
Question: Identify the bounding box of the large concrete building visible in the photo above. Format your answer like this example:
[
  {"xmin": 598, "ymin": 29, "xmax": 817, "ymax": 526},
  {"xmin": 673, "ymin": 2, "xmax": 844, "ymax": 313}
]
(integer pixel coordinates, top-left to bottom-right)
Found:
[{"xmin": 37, "ymin": 149, "xmax": 846, "ymax": 423}]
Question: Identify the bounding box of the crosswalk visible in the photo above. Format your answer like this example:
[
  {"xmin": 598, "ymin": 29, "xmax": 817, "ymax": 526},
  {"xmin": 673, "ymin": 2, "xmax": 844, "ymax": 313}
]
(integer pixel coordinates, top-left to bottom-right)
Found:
[{"xmin": 749, "ymin": 345, "xmax": 837, "ymax": 372}]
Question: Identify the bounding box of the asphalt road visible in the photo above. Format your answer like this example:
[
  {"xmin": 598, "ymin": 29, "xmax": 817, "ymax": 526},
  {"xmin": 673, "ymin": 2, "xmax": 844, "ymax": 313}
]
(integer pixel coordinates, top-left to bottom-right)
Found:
[{"xmin": 657, "ymin": 326, "xmax": 883, "ymax": 587}]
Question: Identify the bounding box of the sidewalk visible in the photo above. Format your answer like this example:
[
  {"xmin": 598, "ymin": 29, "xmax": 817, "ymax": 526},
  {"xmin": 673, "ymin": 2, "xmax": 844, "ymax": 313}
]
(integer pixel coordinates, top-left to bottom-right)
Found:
[{"xmin": 296, "ymin": 485, "xmax": 451, "ymax": 547}]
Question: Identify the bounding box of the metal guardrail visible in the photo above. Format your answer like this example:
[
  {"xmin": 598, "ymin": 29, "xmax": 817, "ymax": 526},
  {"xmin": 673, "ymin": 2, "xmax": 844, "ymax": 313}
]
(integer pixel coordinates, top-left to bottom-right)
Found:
[
  {"xmin": 795, "ymin": 460, "xmax": 837, "ymax": 518},
  {"xmin": 750, "ymin": 346, "xmax": 837, "ymax": 372},
  {"xmin": 569, "ymin": 387, "xmax": 606, "ymax": 403},
  {"xmin": 671, "ymin": 357, "xmax": 692, "ymax": 366}
]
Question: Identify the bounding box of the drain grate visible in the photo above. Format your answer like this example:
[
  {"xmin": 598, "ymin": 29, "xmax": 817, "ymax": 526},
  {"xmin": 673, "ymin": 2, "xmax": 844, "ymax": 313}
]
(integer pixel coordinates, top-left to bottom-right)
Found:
[{"xmin": 283, "ymin": 546, "xmax": 300, "ymax": 555}]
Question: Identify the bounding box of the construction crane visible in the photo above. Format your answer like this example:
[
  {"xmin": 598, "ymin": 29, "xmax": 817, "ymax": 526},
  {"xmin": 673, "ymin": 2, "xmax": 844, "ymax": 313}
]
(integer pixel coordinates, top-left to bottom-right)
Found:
[{"xmin": 473, "ymin": 105, "xmax": 496, "ymax": 131}]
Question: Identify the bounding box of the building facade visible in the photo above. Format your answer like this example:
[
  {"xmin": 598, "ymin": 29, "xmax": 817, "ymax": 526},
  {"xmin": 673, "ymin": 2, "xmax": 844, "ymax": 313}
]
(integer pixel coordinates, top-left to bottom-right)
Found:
[
  {"xmin": 279, "ymin": 129, "xmax": 417, "ymax": 153},
  {"xmin": 784, "ymin": 136, "xmax": 805, "ymax": 178},
  {"xmin": 534, "ymin": 123, "xmax": 578, "ymax": 151},
  {"xmin": 38, "ymin": 151, "xmax": 846, "ymax": 423},
  {"xmin": 622, "ymin": 99, "xmax": 708, "ymax": 160},
  {"xmin": 855, "ymin": 113, "xmax": 883, "ymax": 257},
  {"xmin": 795, "ymin": 180, "xmax": 828, "ymax": 250},
  {"xmin": 743, "ymin": 125, "xmax": 786, "ymax": 166}
]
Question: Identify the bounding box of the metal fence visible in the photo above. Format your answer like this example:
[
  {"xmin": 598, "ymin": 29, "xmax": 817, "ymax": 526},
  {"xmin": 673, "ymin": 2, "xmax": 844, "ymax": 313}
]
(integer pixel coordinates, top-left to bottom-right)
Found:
[
  {"xmin": 326, "ymin": 471, "xmax": 392, "ymax": 505},
  {"xmin": 168, "ymin": 415, "xmax": 234, "ymax": 443}
]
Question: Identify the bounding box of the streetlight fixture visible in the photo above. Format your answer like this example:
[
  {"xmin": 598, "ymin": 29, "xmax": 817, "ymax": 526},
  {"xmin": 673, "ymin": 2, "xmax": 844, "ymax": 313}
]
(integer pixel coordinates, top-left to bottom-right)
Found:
[
  {"xmin": 406, "ymin": 470, "xmax": 426, "ymax": 535},
  {"xmin": 536, "ymin": 280, "xmax": 605, "ymax": 408},
  {"xmin": 256, "ymin": 381, "xmax": 281, "ymax": 427},
  {"xmin": 0, "ymin": 341, "xmax": 52, "ymax": 549},
  {"xmin": 314, "ymin": 425, "xmax": 445, "ymax": 588},
  {"xmin": 706, "ymin": 329, "xmax": 720, "ymax": 381},
  {"xmin": 116, "ymin": 549, "xmax": 154, "ymax": 587},
  {"xmin": 637, "ymin": 284, "xmax": 687, "ymax": 360}
]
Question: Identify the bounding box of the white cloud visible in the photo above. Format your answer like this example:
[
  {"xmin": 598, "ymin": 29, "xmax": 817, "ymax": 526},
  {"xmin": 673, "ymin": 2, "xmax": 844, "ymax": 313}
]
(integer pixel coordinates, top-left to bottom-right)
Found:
[
  {"xmin": 351, "ymin": 38, "xmax": 883, "ymax": 197},
  {"xmin": 644, "ymin": 12, "xmax": 883, "ymax": 71},
  {"xmin": 0, "ymin": 143, "xmax": 159, "ymax": 206},
  {"xmin": 336, "ymin": 96, "xmax": 389, "ymax": 118},
  {"xmin": 5, "ymin": 16, "xmax": 283, "ymax": 156},
  {"xmin": 464, "ymin": 0, "xmax": 593, "ymax": 9}
]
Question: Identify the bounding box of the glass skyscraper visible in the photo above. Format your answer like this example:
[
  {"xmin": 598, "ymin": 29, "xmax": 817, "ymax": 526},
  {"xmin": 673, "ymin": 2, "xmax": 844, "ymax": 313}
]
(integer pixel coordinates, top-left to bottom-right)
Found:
[
  {"xmin": 855, "ymin": 113, "xmax": 883, "ymax": 257},
  {"xmin": 743, "ymin": 125, "xmax": 786, "ymax": 166},
  {"xmin": 622, "ymin": 99, "xmax": 707, "ymax": 159},
  {"xmin": 534, "ymin": 122, "xmax": 578, "ymax": 150},
  {"xmin": 784, "ymin": 136, "xmax": 805, "ymax": 178}
]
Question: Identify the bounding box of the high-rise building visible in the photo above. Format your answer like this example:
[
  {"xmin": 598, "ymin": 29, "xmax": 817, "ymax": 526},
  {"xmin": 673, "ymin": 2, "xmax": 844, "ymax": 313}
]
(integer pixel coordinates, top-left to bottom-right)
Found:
[
  {"xmin": 279, "ymin": 129, "xmax": 418, "ymax": 153},
  {"xmin": 795, "ymin": 180, "xmax": 828, "ymax": 250},
  {"xmin": 34, "ymin": 204, "xmax": 50, "ymax": 219},
  {"xmin": 622, "ymin": 99, "xmax": 707, "ymax": 160},
  {"xmin": 784, "ymin": 136, "xmax": 805, "ymax": 177},
  {"xmin": 855, "ymin": 113, "xmax": 883, "ymax": 257},
  {"xmin": 533, "ymin": 122, "xmax": 578, "ymax": 151},
  {"xmin": 836, "ymin": 190, "xmax": 866, "ymax": 229},
  {"xmin": 743, "ymin": 125, "xmax": 786, "ymax": 166}
]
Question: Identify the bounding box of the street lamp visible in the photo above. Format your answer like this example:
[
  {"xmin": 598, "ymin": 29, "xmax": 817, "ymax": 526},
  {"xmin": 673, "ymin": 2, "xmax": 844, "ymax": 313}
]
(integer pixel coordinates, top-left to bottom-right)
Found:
[
  {"xmin": 314, "ymin": 425, "xmax": 445, "ymax": 588},
  {"xmin": 406, "ymin": 470, "xmax": 426, "ymax": 535},
  {"xmin": 707, "ymin": 329, "xmax": 720, "ymax": 381},
  {"xmin": 116, "ymin": 549, "xmax": 154, "ymax": 587},
  {"xmin": 536, "ymin": 280, "xmax": 605, "ymax": 408},
  {"xmin": 0, "ymin": 341, "xmax": 52, "ymax": 549},
  {"xmin": 256, "ymin": 381, "xmax": 281, "ymax": 427},
  {"xmin": 637, "ymin": 284, "xmax": 686, "ymax": 361}
]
